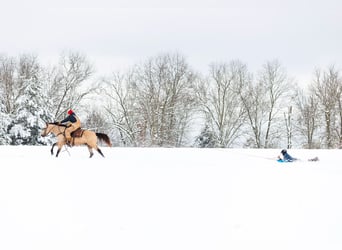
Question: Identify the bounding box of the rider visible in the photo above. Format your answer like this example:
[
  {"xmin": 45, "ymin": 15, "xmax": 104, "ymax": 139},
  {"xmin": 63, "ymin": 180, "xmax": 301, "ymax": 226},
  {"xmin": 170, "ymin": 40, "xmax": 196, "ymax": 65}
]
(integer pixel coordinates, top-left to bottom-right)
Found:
[{"xmin": 59, "ymin": 109, "xmax": 81, "ymax": 144}]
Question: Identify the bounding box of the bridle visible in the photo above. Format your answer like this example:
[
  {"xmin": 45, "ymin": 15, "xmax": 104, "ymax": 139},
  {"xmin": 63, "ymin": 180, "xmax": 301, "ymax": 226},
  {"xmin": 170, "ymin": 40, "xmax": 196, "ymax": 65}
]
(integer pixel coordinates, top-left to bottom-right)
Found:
[
  {"xmin": 42, "ymin": 125, "xmax": 53, "ymax": 136},
  {"xmin": 43, "ymin": 123, "xmax": 66, "ymax": 137}
]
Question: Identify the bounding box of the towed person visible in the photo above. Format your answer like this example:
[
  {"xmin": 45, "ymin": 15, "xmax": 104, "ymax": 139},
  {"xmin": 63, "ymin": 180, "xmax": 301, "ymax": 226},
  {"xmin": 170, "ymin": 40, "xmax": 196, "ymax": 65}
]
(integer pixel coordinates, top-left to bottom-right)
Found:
[{"xmin": 277, "ymin": 149, "xmax": 319, "ymax": 162}]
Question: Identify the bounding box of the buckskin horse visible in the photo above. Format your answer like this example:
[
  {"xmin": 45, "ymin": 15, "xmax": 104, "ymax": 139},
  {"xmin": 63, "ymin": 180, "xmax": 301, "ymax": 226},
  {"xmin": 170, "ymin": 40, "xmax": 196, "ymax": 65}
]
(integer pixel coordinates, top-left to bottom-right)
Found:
[{"xmin": 41, "ymin": 122, "xmax": 112, "ymax": 158}]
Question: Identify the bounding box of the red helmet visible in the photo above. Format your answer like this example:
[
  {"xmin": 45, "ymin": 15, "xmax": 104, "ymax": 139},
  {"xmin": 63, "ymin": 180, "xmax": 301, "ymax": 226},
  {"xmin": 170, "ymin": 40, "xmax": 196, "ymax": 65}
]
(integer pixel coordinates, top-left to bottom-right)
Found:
[{"xmin": 67, "ymin": 109, "xmax": 74, "ymax": 115}]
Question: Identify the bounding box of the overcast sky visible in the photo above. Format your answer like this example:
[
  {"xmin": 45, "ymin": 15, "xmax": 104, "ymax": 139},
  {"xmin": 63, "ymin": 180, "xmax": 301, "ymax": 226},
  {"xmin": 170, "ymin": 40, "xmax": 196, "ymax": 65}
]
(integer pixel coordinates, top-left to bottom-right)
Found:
[{"xmin": 2, "ymin": 0, "xmax": 342, "ymax": 85}]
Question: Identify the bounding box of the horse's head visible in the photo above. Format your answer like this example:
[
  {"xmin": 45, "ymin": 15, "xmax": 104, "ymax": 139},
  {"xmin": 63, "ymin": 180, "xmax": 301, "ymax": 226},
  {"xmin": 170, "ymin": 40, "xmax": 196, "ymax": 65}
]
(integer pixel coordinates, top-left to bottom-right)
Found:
[
  {"xmin": 41, "ymin": 122, "xmax": 49, "ymax": 137},
  {"xmin": 41, "ymin": 122, "xmax": 55, "ymax": 137}
]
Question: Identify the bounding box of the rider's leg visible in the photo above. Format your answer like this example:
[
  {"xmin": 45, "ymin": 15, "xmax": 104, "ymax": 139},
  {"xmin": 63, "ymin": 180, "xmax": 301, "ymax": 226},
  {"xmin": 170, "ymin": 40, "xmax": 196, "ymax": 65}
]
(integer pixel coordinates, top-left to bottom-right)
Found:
[{"xmin": 65, "ymin": 127, "xmax": 72, "ymax": 143}]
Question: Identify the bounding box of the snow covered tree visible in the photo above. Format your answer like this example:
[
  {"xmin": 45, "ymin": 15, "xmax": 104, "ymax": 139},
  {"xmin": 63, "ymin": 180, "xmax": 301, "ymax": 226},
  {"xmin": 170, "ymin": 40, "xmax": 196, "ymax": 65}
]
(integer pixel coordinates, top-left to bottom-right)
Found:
[
  {"xmin": 7, "ymin": 55, "xmax": 53, "ymax": 145},
  {"xmin": 0, "ymin": 92, "xmax": 11, "ymax": 145},
  {"xmin": 194, "ymin": 125, "xmax": 218, "ymax": 148},
  {"xmin": 0, "ymin": 56, "xmax": 12, "ymax": 144},
  {"xmin": 9, "ymin": 82, "xmax": 51, "ymax": 145}
]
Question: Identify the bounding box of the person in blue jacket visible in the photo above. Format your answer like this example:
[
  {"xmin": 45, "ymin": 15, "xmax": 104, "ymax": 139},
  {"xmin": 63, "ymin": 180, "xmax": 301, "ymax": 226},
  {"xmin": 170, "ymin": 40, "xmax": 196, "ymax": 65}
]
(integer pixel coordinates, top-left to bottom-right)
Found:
[{"xmin": 277, "ymin": 149, "xmax": 297, "ymax": 162}]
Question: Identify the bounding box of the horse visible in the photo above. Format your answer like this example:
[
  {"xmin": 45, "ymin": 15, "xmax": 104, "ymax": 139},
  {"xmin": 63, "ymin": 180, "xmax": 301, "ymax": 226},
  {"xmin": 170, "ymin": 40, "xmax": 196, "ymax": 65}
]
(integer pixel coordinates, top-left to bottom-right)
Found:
[{"xmin": 41, "ymin": 122, "xmax": 112, "ymax": 158}]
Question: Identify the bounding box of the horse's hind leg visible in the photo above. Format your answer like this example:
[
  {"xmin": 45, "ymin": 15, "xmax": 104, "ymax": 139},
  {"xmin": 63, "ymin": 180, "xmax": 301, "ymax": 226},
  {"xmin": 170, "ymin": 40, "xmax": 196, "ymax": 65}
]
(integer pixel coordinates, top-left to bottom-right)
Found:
[
  {"xmin": 87, "ymin": 145, "xmax": 94, "ymax": 158},
  {"xmin": 87, "ymin": 143, "xmax": 104, "ymax": 158},
  {"xmin": 96, "ymin": 146, "xmax": 105, "ymax": 157}
]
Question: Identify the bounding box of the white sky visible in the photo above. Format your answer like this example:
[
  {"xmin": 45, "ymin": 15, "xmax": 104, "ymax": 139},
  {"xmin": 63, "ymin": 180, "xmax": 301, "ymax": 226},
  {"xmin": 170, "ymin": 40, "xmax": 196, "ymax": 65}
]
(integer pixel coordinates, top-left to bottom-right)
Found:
[{"xmin": 1, "ymin": 0, "xmax": 342, "ymax": 84}]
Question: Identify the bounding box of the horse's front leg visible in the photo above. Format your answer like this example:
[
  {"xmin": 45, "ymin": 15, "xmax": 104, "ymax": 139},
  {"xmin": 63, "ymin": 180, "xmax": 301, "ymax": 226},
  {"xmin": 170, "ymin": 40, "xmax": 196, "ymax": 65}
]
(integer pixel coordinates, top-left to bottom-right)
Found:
[
  {"xmin": 56, "ymin": 147, "xmax": 61, "ymax": 157},
  {"xmin": 51, "ymin": 143, "xmax": 56, "ymax": 155},
  {"xmin": 55, "ymin": 142, "xmax": 64, "ymax": 157}
]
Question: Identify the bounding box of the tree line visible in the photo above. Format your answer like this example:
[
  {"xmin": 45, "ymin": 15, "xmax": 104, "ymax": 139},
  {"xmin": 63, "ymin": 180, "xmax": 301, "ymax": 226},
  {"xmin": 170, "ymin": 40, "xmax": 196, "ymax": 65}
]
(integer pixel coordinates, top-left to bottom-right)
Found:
[{"xmin": 0, "ymin": 51, "xmax": 341, "ymax": 149}]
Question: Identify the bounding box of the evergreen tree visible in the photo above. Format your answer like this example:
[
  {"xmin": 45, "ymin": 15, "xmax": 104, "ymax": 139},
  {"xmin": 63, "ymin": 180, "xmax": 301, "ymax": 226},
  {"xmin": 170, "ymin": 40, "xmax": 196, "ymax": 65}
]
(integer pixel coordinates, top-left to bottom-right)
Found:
[
  {"xmin": 8, "ymin": 65, "xmax": 53, "ymax": 145},
  {"xmin": 0, "ymin": 97, "xmax": 11, "ymax": 145},
  {"xmin": 195, "ymin": 125, "xmax": 218, "ymax": 148}
]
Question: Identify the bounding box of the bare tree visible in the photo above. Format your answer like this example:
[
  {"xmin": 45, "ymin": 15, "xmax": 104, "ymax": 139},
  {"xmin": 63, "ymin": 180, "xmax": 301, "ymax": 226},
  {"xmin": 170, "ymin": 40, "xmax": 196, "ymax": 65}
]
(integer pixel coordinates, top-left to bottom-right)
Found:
[
  {"xmin": 132, "ymin": 54, "xmax": 197, "ymax": 146},
  {"xmin": 0, "ymin": 55, "xmax": 16, "ymax": 114},
  {"xmin": 284, "ymin": 106, "xmax": 293, "ymax": 149},
  {"xmin": 195, "ymin": 61, "xmax": 248, "ymax": 147},
  {"xmin": 260, "ymin": 60, "xmax": 291, "ymax": 147},
  {"xmin": 237, "ymin": 74, "xmax": 266, "ymax": 148},
  {"xmin": 295, "ymin": 89, "xmax": 319, "ymax": 149},
  {"xmin": 104, "ymin": 53, "xmax": 197, "ymax": 147},
  {"xmin": 334, "ymin": 71, "xmax": 342, "ymax": 148},
  {"xmin": 103, "ymin": 71, "xmax": 140, "ymax": 146},
  {"xmin": 311, "ymin": 66, "xmax": 341, "ymax": 148},
  {"xmin": 239, "ymin": 60, "xmax": 291, "ymax": 148},
  {"xmin": 46, "ymin": 51, "xmax": 95, "ymax": 120}
]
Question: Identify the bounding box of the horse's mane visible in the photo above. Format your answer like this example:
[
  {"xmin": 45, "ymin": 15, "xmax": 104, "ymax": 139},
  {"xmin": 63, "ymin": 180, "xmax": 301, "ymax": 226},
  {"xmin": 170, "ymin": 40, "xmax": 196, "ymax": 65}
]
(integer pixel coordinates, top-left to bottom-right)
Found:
[{"xmin": 49, "ymin": 122, "xmax": 68, "ymax": 127}]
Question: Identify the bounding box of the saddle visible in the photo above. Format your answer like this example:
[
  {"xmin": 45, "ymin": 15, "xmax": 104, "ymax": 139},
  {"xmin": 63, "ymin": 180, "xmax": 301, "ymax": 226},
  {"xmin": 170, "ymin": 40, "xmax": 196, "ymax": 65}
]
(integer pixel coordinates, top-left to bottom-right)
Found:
[{"xmin": 71, "ymin": 128, "xmax": 85, "ymax": 138}]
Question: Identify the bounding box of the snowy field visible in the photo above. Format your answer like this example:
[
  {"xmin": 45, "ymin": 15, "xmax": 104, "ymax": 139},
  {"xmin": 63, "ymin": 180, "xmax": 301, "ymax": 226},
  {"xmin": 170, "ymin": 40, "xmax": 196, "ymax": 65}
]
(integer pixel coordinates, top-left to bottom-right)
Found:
[{"xmin": 0, "ymin": 145, "xmax": 341, "ymax": 250}]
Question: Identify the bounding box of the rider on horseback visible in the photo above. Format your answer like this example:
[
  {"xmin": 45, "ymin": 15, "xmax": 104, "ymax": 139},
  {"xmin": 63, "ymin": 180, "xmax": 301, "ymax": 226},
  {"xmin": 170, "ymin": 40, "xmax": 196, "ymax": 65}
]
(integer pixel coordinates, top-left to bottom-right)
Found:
[{"xmin": 59, "ymin": 109, "xmax": 81, "ymax": 145}]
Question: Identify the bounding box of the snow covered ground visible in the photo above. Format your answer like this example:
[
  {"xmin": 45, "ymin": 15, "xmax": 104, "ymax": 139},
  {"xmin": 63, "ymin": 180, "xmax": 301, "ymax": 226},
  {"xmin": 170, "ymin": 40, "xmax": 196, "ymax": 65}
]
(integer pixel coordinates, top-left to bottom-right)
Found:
[{"xmin": 0, "ymin": 145, "xmax": 341, "ymax": 250}]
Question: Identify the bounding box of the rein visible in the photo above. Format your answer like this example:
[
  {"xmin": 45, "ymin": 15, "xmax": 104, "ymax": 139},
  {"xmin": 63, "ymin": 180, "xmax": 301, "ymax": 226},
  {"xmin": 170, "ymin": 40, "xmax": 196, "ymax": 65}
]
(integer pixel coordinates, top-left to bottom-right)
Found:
[
  {"xmin": 55, "ymin": 125, "xmax": 67, "ymax": 137},
  {"xmin": 46, "ymin": 123, "xmax": 67, "ymax": 137},
  {"xmin": 43, "ymin": 125, "xmax": 54, "ymax": 136}
]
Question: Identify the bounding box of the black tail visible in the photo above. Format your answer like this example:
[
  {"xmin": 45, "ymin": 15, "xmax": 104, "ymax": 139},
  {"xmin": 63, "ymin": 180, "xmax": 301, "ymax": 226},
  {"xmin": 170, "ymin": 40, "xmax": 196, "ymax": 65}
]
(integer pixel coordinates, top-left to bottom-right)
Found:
[{"xmin": 96, "ymin": 133, "xmax": 112, "ymax": 147}]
